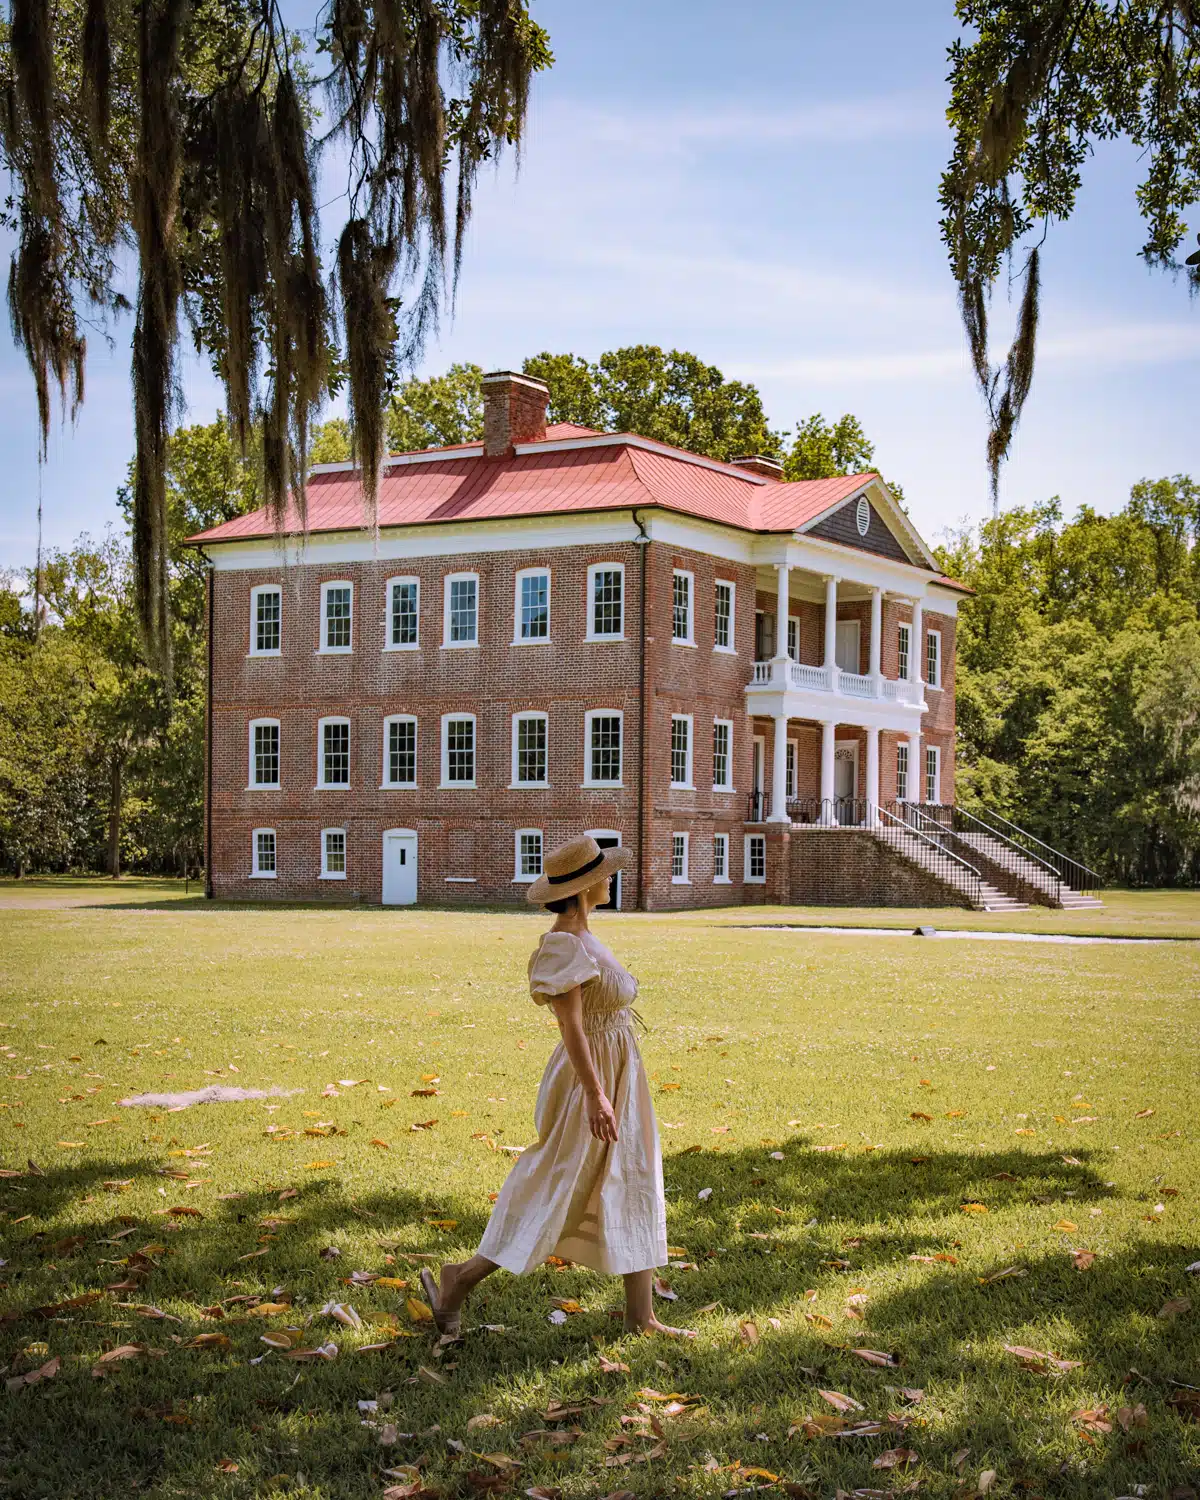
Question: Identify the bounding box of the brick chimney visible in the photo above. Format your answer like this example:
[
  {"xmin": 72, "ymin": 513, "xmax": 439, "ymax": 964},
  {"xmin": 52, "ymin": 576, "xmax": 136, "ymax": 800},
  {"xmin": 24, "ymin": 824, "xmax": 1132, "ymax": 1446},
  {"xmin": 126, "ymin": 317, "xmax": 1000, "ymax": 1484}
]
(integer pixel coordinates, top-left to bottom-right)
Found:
[
  {"xmin": 731, "ymin": 455, "xmax": 784, "ymax": 480},
  {"xmin": 482, "ymin": 370, "xmax": 550, "ymax": 456}
]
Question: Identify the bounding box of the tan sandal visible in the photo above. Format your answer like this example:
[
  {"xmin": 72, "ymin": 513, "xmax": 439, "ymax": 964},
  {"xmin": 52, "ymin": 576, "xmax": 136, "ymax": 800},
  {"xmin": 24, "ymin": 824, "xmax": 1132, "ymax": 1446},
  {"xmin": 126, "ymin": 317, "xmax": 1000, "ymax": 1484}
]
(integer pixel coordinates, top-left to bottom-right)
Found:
[{"xmin": 420, "ymin": 1266, "xmax": 461, "ymax": 1338}]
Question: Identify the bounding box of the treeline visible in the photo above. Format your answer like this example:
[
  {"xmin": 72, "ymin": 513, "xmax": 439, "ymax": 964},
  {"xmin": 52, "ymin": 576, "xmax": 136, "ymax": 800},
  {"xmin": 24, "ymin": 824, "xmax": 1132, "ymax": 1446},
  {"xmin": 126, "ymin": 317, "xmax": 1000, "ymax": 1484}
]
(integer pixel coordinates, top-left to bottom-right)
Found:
[{"xmin": 937, "ymin": 477, "xmax": 1200, "ymax": 886}]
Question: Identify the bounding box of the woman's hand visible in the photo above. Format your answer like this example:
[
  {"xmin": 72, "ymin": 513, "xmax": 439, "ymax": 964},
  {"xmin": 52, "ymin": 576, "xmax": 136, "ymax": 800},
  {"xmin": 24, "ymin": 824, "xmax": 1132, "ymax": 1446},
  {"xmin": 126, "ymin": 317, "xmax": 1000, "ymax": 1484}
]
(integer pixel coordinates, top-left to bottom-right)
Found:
[{"xmin": 587, "ymin": 1088, "xmax": 618, "ymax": 1143}]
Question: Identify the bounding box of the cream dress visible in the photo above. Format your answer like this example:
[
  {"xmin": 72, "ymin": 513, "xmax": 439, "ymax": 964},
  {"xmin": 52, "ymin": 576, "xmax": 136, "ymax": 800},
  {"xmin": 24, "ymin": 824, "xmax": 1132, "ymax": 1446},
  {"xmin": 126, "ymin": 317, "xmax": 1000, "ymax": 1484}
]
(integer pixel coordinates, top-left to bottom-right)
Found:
[{"xmin": 474, "ymin": 929, "xmax": 669, "ymax": 1276}]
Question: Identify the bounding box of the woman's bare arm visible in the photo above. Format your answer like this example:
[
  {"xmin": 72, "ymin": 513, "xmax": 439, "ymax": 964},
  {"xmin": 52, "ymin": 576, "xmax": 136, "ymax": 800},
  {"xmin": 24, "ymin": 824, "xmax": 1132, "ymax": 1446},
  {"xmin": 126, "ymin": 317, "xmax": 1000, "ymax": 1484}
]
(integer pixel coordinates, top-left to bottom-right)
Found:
[{"xmin": 548, "ymin": 987, "xmax": 618, "ymax": 1142}]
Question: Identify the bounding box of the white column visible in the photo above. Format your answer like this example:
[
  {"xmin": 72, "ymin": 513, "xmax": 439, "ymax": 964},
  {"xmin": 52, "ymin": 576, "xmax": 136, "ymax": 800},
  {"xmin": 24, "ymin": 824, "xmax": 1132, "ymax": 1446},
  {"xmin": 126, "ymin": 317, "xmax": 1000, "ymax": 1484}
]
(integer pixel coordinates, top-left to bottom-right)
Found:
[
  {"xmin": 822, "ymin": 575, "xmax": 839, "ymax": 691},
  {"xmin": 907, "ymin": 732, "xmax": 923, "ymax": 804},
  {"xmin": 911, "ymin": 596, "xmax": 925, "ymax": 691},
  {"xmin": 773, "ymin": 563, "xmax": 790, "ymax": 684},
  {"xmin": 820, "ymin": 719, "xmax": 836, "ymax": 823},
  {"xmin": 769, "ymin": 713, "xmax": 790, "ymax": 822},
  {"xmin": 865, "ymin": 725, "xmax": 880, "ymax": 825},
  {"xmin": 869, "ymin": 586, "xmax": 882, "ymax": 693}
]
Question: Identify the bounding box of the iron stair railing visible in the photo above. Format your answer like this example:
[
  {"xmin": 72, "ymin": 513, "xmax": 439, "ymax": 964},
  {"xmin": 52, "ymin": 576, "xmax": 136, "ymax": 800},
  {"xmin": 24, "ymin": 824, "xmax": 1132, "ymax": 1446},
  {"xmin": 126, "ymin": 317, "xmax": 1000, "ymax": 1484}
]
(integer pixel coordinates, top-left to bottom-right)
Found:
[
  {"xmin": 897, "ymin": 802, "xmax": 1050, "ymax": 906},
  {"xmin": 926, "ymin": 802, "xmax": 1103, "ymax": 896}
]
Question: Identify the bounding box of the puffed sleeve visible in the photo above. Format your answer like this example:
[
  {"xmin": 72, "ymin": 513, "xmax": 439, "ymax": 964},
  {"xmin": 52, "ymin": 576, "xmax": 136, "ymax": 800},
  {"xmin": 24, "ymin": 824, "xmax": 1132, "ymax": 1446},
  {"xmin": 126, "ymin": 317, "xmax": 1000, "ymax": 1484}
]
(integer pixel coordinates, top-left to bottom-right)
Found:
[{"xmin": 528, "ymin": 932, "xmax": 601, "ymax": 1004}]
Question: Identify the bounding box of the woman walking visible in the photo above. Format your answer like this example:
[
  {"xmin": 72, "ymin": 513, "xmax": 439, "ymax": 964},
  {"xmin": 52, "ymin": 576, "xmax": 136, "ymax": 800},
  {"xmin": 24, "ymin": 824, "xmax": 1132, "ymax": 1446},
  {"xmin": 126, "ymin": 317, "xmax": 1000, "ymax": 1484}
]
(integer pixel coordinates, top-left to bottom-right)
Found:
[{"xmin": 421, "ymin": 834, "xmax": 694, "ymax": 1339}]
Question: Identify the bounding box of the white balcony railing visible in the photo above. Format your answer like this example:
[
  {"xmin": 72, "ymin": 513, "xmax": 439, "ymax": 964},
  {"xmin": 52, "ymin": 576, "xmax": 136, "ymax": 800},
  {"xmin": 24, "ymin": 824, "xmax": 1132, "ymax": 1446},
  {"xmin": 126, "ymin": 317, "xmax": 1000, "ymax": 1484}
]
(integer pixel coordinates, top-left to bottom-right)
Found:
[{"xmin": 749, "ymin": 657, "xmax": 925, "ymax": 707}]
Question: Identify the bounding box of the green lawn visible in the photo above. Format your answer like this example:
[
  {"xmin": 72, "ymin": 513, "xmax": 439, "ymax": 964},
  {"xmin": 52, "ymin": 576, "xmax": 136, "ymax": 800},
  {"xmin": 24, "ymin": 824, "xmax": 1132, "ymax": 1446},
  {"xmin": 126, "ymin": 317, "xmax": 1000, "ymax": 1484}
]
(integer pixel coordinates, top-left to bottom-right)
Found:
[{"xmin": 1, "ymin": 897, "xmax": 1198, "ymax": 1500}]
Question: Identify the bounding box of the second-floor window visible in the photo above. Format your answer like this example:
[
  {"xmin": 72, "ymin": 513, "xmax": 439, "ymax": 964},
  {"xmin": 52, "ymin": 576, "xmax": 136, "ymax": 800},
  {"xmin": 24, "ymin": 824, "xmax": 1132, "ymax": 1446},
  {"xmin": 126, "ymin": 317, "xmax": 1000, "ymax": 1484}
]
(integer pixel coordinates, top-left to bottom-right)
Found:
[
  {"xmin": 515, "ymin": 569, "xmax": 550, "ymax": 642},
  {"xmin": 589, "ymin": 564, "xmax": 624, "ymax": 639},
  {"xmin": 586, "ymin": 712, "xmax": 623, "ymax": 785},
  {"xmin": 512, "ymin": 713, "xmax": 548, "ymax": 786},
  {"xmin": 714, "ymin": 580, "xmax": 734, "ymax": 651},
  {"xmin": 444, "ymin": 574, "xmax": 479, "ymax": 646},
  {"xmin": 672, "ymin": 569, "xmax": 694, "ymax": 643},
  {"xmin": 712, "ymin": 719, "xmax": 733, "ymax": 790},
  {"xmin": 250, "ymin": 720, "xmax": 280, "ymax": 787},
  {"xmin": 319, "ymin": 718, "xmax": 350, "ymax": 787},
  {"xmin": 388, "ymin": 578, "xmax": 419, "ymax": 648},
  {"xmin": 383, "ymin": 716, "xmax": 417, "ymax": 787},
  {"xmin": 897, "ymin": 622, "xmax": 911, "ymax": 682},
  {"xmin": 926, "ymin": 629, "xmax": 942, "ymax": 688},
  {"xmin": 670, "ymin": 714, "xmax": 692, "ymax": 787},
  {"xmin": 251, "ymin": 586, "xmax": 281, "ymax": 655},
  {"xmin": 787, "ymin": 615, "xmax": 800, "ymax": 662},
  {"xmin": 321, "ymin": 582, "xmax": 353, "ymax": 652},
  {"xmin": 442, "ymin": 714, "xmax": 476, "ymax": 786}
]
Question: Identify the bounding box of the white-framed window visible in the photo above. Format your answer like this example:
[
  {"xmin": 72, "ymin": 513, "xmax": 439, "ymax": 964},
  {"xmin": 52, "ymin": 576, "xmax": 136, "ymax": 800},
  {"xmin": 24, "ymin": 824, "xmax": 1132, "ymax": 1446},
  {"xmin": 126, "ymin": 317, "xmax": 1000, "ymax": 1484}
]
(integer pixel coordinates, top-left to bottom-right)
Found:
[
  {"xmin": 584, "ymin": 710, "xmax": 623, "ymax": 786},
  {"xmin": 319, "ymin": 581, "xmax": 353, "ymax": 653},
  {"xmin": 714, "ymin": 579, "xmax": 735, "ymax": 652},
  {"xmin": 511, "ymin": 711, "xmax": 549, "ymax": 787},
  {"xmin": 443, "ymin": 572, "xmax": 479, "ymax": 647},
  {"xmin": 713, "ymin": 831, "xmax": 730, "ymax": 883},
  {"xmin": 251, "ymin": 827, "xmax": 277, "ymax": 878},
  {"xmin": 744, "ymin": 833, "xmax": 766, "ymax": 884},
  {"xmin": 896, "ymin": 742, "xmax": 910, "ymax": 802},
  {"xmin": 441, "ymin": 713, "xmax": 476, "ymax": 787},
  {"xmin": 712, "ymin": 719, "xmax": 733, "ymax": 791},
  {"xmin": 671, "ymin": 832, "xmax": 690, "ymax": 883},
  {"xmin": 320, "ymin": 827, "xmax": 347, "ymax": 879},
  {"xmin": 897, "ymin": 621, "xmax": 912, "ymax": 682},
  {"xmin": 670, "ymin": 714, "xmax": 693, "ymax": 788},
  {"xmin": 316, "ymin": 716, "xmax": 351, "ymax": 788},
  {"xmin": 672, "ymin": 569, "xmax": 694, "ymax": 644},
  {"xmin": 786, "ymin": 739, "xmax": 798, "ymax": 800},
  {"xmin": 587, "ymin": 563, "xmax": 624, "ymax": 640},
  {"xmin": 250, "ymin": 585, "xmax": 282, "ymax": 656},
  {"xmin": 248, "ymin": 718, "xmax": 280, "ymax": 788},
  {"xmin": 381, "ymin": 714, "xmax": 417, "ymax": 788},
  {"xmin": 925, "ymin": 745, "xmax": 941, "ymax": 804},
  {"xmin": 514, "ymin": 568, "xmax": 551, "ymax": 643},
  {"xmin": 385, "ymin": 576, "xmax": 420, "ymax": 650},
  {"xmin": 514, "ymin": 828, "xmax": 543, "ymax": 883},
  {"xmin": 926, "ymin": 628, "xmax": 942, "ymax": 689},
  {"xmin": 787, "ymin": 614, "xmax": 800, "ymax": 662}
]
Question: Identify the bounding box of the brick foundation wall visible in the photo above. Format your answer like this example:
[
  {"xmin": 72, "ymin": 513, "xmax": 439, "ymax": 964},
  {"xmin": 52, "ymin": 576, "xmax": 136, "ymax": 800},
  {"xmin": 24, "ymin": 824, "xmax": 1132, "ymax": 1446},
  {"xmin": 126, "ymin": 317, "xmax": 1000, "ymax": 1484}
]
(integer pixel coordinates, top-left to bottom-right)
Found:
[{"xmin": 788, "ymin": 829, "xmax": 972, "ymax": 908}]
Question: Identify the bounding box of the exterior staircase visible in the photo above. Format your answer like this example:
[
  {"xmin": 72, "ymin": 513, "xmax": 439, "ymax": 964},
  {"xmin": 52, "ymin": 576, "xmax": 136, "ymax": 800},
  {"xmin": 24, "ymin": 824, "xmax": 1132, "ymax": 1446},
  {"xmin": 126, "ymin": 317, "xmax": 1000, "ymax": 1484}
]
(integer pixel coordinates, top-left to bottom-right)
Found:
[
  {"xmin": 954, "ymin": 832, "xmax": 1104, "ymax": 909},
  {"xmin": 878, "ymin": 825, "xmax": 1028, "ymax": 912}
]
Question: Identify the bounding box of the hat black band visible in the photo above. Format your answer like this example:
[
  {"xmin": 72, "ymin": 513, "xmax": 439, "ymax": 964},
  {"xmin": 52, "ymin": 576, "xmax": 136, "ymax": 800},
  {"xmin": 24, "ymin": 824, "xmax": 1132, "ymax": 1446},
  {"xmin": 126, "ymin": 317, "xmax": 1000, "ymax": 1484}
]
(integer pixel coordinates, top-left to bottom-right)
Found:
[{"xmin": 547, "ymin": 850, "xmax": 606, "ymax": 885}]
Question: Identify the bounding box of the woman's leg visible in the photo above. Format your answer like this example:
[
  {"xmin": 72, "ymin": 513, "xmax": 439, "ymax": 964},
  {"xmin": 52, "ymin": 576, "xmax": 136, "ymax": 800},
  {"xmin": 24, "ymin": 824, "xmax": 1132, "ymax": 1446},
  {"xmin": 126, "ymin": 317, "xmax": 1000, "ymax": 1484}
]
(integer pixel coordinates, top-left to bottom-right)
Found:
[
  {"xmin": 436, "ymin": 1253, "xmax": 499, "ymax": 1313},
  {"xmin": 622, "ymin": 1268, "xmax": 697, "ymax": 1337}
]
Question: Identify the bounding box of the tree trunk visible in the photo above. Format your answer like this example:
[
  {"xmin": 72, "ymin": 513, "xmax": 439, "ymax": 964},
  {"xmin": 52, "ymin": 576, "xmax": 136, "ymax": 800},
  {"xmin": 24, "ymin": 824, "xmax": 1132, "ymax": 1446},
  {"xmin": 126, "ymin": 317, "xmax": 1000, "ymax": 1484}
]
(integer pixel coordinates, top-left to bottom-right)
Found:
[{"xmin": 107, "ymin": 757, "xmax": 123, "ymax": 879}]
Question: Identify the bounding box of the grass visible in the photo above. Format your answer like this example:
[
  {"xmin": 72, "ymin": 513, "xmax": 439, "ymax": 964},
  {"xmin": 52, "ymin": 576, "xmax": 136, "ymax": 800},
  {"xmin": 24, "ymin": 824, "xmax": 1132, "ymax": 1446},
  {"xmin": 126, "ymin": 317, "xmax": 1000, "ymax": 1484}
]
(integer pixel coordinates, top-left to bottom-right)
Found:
[{"xmin": 1, "ymin": 893, "xmax": 1198, "ymax": 1500}]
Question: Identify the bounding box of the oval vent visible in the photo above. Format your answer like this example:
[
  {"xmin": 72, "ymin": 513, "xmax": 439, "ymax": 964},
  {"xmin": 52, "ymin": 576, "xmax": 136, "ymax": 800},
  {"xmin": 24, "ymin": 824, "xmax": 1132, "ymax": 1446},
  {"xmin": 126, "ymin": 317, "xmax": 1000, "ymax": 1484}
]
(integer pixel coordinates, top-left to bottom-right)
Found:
[{"xmin": 856, "ymin": 496, "xmax": 870, "ymax": 536}]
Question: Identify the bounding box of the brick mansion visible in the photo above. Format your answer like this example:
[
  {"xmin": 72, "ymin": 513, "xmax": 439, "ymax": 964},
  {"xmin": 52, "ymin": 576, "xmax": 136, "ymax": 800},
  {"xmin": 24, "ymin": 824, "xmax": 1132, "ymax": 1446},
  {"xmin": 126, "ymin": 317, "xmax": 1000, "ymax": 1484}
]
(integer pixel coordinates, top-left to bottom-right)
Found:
[{"xmin": 190, "ymin": 371, "xmax": 1100, "ymax": 913}]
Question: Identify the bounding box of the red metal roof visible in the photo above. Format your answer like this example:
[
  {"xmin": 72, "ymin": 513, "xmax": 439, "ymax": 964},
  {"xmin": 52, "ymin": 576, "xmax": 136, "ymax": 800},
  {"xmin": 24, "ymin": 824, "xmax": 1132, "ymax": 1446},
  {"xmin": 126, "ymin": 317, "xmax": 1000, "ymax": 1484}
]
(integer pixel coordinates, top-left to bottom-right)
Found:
[{"xmin": 187, "ymin": 430, "xmax": 884, "ymax": 547}]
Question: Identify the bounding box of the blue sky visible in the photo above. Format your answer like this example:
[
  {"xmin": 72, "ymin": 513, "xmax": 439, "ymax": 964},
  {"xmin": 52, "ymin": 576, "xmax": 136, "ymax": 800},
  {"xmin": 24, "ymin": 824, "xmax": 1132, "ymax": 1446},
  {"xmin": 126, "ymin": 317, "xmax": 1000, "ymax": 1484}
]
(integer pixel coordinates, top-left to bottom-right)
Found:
[{"xmin": 2, "ymin": 0, "xmax": 1197, "ymax": 566}]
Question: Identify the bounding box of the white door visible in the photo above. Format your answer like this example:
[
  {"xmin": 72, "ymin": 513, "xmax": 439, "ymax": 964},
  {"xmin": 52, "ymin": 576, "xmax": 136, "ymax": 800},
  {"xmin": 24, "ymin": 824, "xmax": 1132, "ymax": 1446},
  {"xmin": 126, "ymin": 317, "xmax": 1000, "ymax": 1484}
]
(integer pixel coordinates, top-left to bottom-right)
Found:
[
  {"xmin": 382, "ymin": 829, "xmax": 418, "ymax": 905},
  {"xmin": 835, "ymin": 619, "xmax": 861, "ymax": 675},
  {"xmin": 834, "ymin": 741, "xmax": 860, "ymax": 824}
]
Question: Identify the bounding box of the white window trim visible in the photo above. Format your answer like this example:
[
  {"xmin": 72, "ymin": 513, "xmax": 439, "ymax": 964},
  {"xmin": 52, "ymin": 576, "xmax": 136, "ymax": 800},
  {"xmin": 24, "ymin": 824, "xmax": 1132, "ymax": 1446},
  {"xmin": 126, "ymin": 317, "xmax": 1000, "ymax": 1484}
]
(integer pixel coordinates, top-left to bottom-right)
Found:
[
  {"xmin": 671, "ymin": 568, "xmax": 696, "ymax": 646},
  {"xmin": 380, "ymin": 714, "xmax": 418, "ymax": 789},
  {"xmin": 442, "ymin": 571, "xmax": 480, "ymax": 649},
  {"xmin": 787, "ymin": 613, "xmax": 801, "ymax": 662},
  {"xmin": 383, "ymin": 575, "xmax": 421, "ymax": 652},
  {"xmin": 712, "ymin": 718, "xmax": 735, "ymax": 792},
  {"xmin": 585, "ymin": 562, "xmax": 625, "ymax": 642},
  {"xmin": 925, "ymin": 744, "xmax": 942, "ymax": 804},
  {"xmin": 926, "ymin": 627, "xmax": 942, "ymax": 689},
  {"xmin": 510, "ymin": 710, "xmax": 550, "ymax": 789},
  {"xmin": 896, "ymin": 742, "xmax": 910, "ymax": 803},
  {"xmin": 670, "ymin": 713, "xmax": 694, "ymax": 789},
  {"xmin": 897, "ymin": 621, "xmax": 912, "ymax": 682},
  {"xmin": 247, "ymin": 717, "xmax": 281, "ymax": 790},
  {"xmin": 513, "ymin": 827, "xmax": 544, "ymax": 883},
  {"xmin": 744, "ymin": 832, "xmax": 767, "ymax": 885},
  {"xmin": 249, "ymin": 585, "xmax": 282, "ymax": 657},
  {"xmin": 318, "ymin": 580, "xmax": 354, "ymax": 654},
  {"xmin": 440, "ymin": 711, "xmax": 478, "ymax": 789},
  {"xmin": 671, "ymin": 831, "xmax": 691, "ymax": 884},
  {"xmin": 712, "ymin": 831, "xmax": 731, "ymax": 884},
  {"xmin": 315, "ymin": 715, "xmax": 352, "ymax": 790},
  {"xmin": 250, "ymin": 827, "xmax": 277, "ymax": 878},
  {"xmin": 320, "ymin": 827, "xmax": 347, "ymax": 880},
  {"xmin": 582, "ymin": 708, "xmax": 624, "ymax": 788},
  {"xmin": 512, "ymin": 567, "xmax": 552, "ymax": 646},
  {"xmin": 786, "ymin": 737, "xmax": 799, "ymax": 801},
  {"xmin": 713, "ymin": 578, "xmax": 737, "ymax": 654}
]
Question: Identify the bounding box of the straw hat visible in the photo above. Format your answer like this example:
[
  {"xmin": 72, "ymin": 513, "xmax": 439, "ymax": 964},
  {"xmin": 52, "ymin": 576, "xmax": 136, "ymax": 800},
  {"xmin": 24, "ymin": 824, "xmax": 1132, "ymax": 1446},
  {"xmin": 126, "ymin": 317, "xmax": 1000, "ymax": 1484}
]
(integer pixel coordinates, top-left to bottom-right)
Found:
[{"xmin": 526, "ymin": 833, "xmax": 630, "ymax": 906}]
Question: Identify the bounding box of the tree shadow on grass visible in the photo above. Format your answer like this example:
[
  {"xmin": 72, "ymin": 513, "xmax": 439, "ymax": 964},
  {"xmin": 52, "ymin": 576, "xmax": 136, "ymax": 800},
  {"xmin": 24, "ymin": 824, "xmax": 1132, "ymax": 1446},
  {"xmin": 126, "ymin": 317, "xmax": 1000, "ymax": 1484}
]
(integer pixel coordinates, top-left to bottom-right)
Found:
[{"xmin": 2, "ymin": 1148, "xmax": 1197, "ymax": 1499}]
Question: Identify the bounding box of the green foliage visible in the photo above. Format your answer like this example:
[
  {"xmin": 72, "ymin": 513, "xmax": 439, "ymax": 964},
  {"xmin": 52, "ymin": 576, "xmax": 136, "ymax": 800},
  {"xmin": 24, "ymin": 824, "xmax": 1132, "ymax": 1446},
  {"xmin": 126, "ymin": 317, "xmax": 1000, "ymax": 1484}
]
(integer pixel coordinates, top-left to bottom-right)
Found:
[
  {"xmin": 523, "ymin": 345, "xmax": 782, "ymax": 462},
  {"xmin": 782, "ymin": 412, "xmax": 875, "ymax": 480},
  {"xmin": 942, "ymin": 2, "xmax": 1200, "ymax": 505},
  {"xmin": 938, "ymin": 475, "xmax": 1200, "ymax": 884},
  {"xmin": 387, "ymin": 362, "xmax": 484, "ymax": 451}
]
